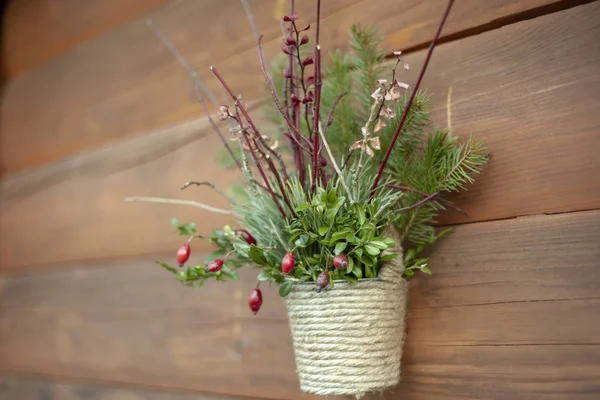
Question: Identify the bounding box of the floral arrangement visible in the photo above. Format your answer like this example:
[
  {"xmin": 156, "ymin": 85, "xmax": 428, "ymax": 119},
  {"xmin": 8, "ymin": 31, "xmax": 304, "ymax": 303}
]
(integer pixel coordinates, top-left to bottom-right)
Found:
[{"xmin": 130, "ymin": 0, "xmax": 488, "ymax": 395}]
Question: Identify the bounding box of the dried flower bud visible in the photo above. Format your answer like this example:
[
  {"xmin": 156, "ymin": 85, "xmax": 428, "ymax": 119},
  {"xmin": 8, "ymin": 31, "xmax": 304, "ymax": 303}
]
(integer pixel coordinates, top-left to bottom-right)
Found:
[
  {"xmin": 285, "ymin": 36, "xmax": 297, "ymax": 46},
  {"xmin": 374, "ymin": 118, "xmax": 386, "ymax": 133},
  {"xmin": 380, "ymin": 106, "xmax": 396, "ymax": 120},
  {"xmin": 302, "ymin": 91, "xmax": 314, "ymax": 104},
  {"xmin": 283, "ymin": 68, "xmax": 292, "ymax": 79},
  {"xmin": 376, "ymin": 79, "xmax": 388, "ymax": 85},
  {"xmin": 384, "ymin": 81, "xmax": 408, "ymax": 101},
  {"xmin": 371, "ymin": 87, "xmax": 383, "ymax": 100},
  {"xmin": 302, "ymin": 57, "xmax": 314, "ymax": 66},
  {"xmin": 300, "ymin": 35, "xmax": 309, "ymax": 45},
  {"xmin": 283, "ymin": 11, "xmax": 298, "ymax": 22},
  {"xmin": 290, "ymin": 93, "xmax": 300, "ymax": 106},
  {"xmin": 319, "ymin": 155, "xmax": 328, "ymax": 167},
  {"xmin": 315, "ymin": 271, "xmax": 330, "ymax": 293},
  {"xmin": 217, "ymin": 105, "xmax": 229, "ymax": 121}
]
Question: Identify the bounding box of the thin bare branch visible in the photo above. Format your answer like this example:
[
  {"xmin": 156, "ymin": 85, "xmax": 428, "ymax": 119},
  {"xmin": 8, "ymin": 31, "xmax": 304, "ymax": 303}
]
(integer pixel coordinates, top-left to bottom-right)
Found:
[
  {"xmin": 371, "ymin": 0, "xmax": 455, "ymax": 196},
  {"xmin": 181, "ymin": 181, "xmax": 236, "ymax": 205},
  {"xmin": 324, "ymin": 92, "xmax": 347, "ymax": 131},
  {"xmin": 146, "ymin": 18, "xmax": 218, "ymax": 107},
  {"xmin": 194, "ymin": 86, "xmax": 243, "ymax": 170},
  {"xmin": 310, "ymin": 0, "xmax": 323, "ymax": 196},
  {"xmin": 318, "ymin": 121, "xmax": 353, "ymax": 199},
  {"xmin": 387, "ymin": 184, "xmax": 467, "ymax": 215},
  {"xmin": 125, "ymin": 197, "xmax": 238, "ymax": 216}
]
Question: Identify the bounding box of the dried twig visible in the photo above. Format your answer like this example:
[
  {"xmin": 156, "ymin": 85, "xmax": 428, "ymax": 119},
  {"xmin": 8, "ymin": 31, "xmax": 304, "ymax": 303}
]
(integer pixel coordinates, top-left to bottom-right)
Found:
[
  {"xmin": 371, "ymin": 0, "xmax": 455, "ymax": 196},
  {"xmin": 181, "ymin": 181, "xmax": 236, "ymax": 205},
  {"xmin": 125, "ymin": 197, "xmax": 238, "ymax": 216}
]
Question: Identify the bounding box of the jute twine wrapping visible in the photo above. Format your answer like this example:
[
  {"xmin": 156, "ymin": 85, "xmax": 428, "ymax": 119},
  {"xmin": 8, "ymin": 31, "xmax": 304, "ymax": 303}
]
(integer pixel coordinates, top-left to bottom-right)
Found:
[{"xmin": 285, "ymin": 228, "xmax": 408, "ymax": 397}]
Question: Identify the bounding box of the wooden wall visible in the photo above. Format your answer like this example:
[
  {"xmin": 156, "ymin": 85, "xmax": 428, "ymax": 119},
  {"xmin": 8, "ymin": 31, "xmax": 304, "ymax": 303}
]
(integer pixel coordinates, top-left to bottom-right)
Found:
[{"xmin": 1, "ymin": 1, "xmax": 599, "ymax": 399}]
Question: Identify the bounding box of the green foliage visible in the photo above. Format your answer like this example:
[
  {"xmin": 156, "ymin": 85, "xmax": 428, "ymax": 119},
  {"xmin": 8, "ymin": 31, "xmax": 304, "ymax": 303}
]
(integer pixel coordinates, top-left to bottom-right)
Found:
[
  {"xmin": 162, "ymin": 23, "xmax": 488, "ymax": 294},
  {"xmin": 232, "ymin": 169, "xmax": 401, "ymax": 295},
  {"xmin": 315, "ymin": 25, "xmax": 488, "ymax": 273},
  {"xmin": 159, "ymin": 220, "xmax": 252, "ymax": 288},
  {"xmin": 349, "ymin": 24, "xmax": 387, "ymax": 117}
]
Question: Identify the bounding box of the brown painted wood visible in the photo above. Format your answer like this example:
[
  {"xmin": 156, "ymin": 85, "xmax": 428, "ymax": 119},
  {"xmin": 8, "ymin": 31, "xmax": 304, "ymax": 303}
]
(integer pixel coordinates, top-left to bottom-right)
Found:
[
  {"xmin": 1, "ymin": 210, "xmax": 599, "ymax": 399},
  {"xmin": 0, "ymin": 376, "xmax": 249, "ymax": 400},
  {"xmin": 0, "ymin": 0, "xmax": 561, "ymax": 174},
  {"xmin": 1, "ymin": 3, "xmax": 599, "ymax": 269},
  {"xmin": 1, "ymin": 0, "xmax": 172, "ymax": 79}
]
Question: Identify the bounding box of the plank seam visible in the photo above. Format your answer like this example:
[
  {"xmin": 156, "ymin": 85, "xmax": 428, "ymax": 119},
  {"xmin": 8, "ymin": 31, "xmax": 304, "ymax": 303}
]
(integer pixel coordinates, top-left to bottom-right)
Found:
[{"xmin": 399, "ymin": 0, "xmax": 599, "ymax": 56}]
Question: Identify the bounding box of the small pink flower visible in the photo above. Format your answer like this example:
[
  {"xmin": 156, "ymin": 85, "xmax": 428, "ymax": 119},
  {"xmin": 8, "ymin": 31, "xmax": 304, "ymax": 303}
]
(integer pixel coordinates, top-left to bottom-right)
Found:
[
  {"xmin": 283, "ymin": 68, "xmax": 292, "ymax": 79},
  {"xmin": 285, "ymin": 36, "xmax": 297, "ymax": 46},
  {"xmin": 217, "ymin": 105, "xmax": 230, "ymax": 121},
  {"xmin": 300, "ymin": 35, "xmax": 309, "ymax": 45}
]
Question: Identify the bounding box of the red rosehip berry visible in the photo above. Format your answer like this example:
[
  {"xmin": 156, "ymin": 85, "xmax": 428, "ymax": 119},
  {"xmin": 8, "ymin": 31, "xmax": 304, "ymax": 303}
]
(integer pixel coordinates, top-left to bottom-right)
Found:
[
  {"xmin": 206, "ymin": 258, "xmax": 223, "ymax": 272},
  {"xmin": 176, "ymin": 244, "xmax": 190, "ymax": 266},
  {"xmin": 281, "ymin": 252, "xmax": 295, "ymax": 274},
  {"xmin": 248, "ymin": 288, "xmax": 263, "ymax": 314},
  {"xmin": 235, "ymin": 229, "xmax": 257, "ymax": 245},
  {"xmin": 333, "ymin": 254, "xmax": 349, "ymax": 270},
  {"xmin": 315, "ymin": 271, "xmax": 330, "ymax": 293}
]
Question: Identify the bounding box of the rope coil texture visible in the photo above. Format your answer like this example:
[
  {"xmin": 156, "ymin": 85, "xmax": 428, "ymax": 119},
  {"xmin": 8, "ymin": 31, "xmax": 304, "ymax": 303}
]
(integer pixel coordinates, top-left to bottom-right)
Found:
[{"xmin": 285, "ymin": 228, "xmax": 408, "ymax": 397}]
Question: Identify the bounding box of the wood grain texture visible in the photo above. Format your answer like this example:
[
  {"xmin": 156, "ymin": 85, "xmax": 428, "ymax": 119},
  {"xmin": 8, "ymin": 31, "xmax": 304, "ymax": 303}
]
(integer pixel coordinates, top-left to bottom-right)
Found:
[
  {"xmin": 0, "ymin": 0, "xmax": 561, "ymax": 174},
  {"xmin": 1, "ymin": 2, "xmax": 599, "ymax": 269},
  {"xmin": 1, "ymin": 210, "xmax": 599, "ymax": 399},
  {"xmin": 1, "ymin": 0, "xmax": 172, "ymax": 79},
  {"xmin": 0, "ymin": 376, "xmax": 249, "ymax": 400}
]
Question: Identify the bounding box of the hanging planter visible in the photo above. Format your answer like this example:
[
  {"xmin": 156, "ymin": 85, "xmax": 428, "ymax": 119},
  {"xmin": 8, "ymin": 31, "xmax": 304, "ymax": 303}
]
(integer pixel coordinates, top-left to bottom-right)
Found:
[
  {"xmin": 128, "ymin": 0, "xmax": 488, "ymax": 396},
  {"xmin": 285, "ymin": 229, "xmax": 407, "ymax": 397}
]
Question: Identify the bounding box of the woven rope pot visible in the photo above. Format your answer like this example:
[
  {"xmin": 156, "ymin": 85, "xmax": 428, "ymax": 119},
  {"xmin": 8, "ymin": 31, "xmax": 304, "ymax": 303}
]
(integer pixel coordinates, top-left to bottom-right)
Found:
[{"xmin": 284, "ymin": 228, "xmax": 407, "ymax": 397}]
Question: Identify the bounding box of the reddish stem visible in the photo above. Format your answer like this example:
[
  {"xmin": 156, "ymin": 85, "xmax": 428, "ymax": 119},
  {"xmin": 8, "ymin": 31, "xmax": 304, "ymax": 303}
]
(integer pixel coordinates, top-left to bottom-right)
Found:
[
  {"xmin": 310, "ymin": 0, "xmax": 322, "ymax": 196},
  {"xmin": 284, "ymin": 133, "xmax": 313, "ymax": 156},
  {"xmin": 371, "ymin": 0, "xmax": 455, "ymax": 197},
  {"xmin": 257, "ymin": 36, "xmax": 307, "ymax": 152},
  {"xmin": 324, "ymin": 92, "xmax": 347, "ymax": 132},
  {"xmin": 211, "ymin": 66, "xmax": 286, "ymax": 218},
  {"xmin": 398, "ymin": 191, "xmax": 440, "ymax": 214},
  {"xmin": 387, "ymin": 184, "xmax": 467, "ymax": 215}
]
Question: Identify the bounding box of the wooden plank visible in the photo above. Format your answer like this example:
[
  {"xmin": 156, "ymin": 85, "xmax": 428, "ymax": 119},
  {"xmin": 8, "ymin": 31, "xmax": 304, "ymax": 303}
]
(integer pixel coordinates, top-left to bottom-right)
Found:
[
  {"xmin": 1, "ymin": 210, "xmax": 599, "ymax": 399},
  {"xmin": 1, "ymin": 2, "xmax": 599, "ymax": 269},
  {"xmin": 0, "ymin": 376, "xmax": 247, "ymax": 400},
  {"xmin": 1, "ymin": 0, "xmax": 171, "ymax": 78},
  {"xmin": 0, "ymin": 0, "xmax": 561, "ymax": 174}
]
